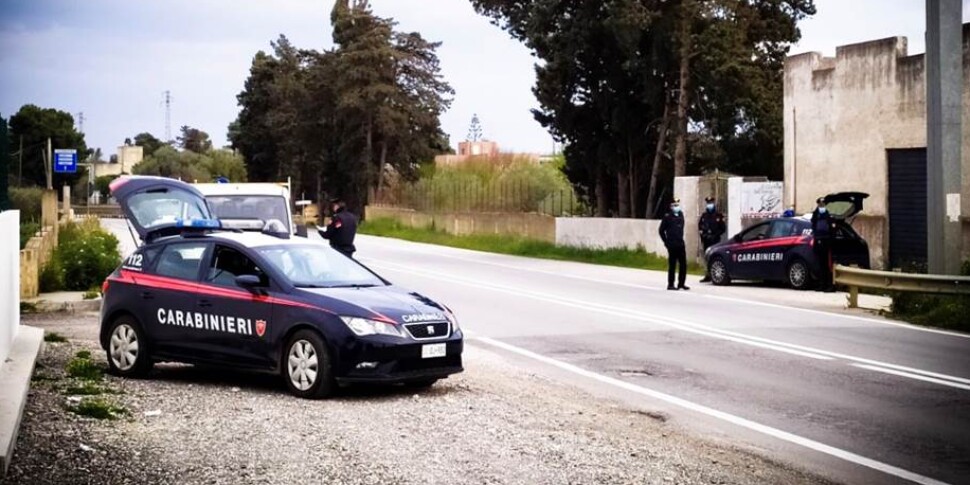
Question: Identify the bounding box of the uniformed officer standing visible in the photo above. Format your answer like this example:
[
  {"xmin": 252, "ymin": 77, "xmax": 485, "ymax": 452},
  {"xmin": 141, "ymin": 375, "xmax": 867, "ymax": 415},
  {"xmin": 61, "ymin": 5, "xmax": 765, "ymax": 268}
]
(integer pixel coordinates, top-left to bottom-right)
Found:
[
  {"xmin": 318, "ymin": 197, "xmax": 359, "ymax": 258},
  {"xmin": 659, "ymin": 199, "xmax": 689, "ymax": 291},
  {"xmin": 810, "ymin": 197, "xmax": 835, "ymax": 292},
  {"xmin": 698, "ymin": 196, "xmax": 726, "ymax": 283}
]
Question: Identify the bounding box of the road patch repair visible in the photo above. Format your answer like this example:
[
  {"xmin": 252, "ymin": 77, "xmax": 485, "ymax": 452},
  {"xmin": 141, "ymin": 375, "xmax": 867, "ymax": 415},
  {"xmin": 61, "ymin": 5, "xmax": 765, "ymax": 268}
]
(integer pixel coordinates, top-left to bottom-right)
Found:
[{"xmin": 4, "ymin": 311, "xmax": 829, "ymax": 484}]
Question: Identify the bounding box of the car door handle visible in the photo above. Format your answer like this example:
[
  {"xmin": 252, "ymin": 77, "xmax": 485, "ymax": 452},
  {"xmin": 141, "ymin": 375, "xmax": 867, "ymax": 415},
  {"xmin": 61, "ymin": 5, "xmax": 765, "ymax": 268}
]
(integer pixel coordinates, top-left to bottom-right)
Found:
[
  {"xmin": 198, "ymin": 299, "xmax": 213, "ymax": 308},
  {"xmin": 140, "ymin": 291, "xmax": 154, "ymax": 300}
]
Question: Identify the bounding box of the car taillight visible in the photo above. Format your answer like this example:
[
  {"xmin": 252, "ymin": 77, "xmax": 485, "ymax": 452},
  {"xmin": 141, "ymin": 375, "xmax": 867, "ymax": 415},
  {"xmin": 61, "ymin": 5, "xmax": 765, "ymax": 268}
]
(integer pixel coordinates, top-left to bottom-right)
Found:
[{"xmin": 101, "ymin": 279, "xmax": 110, "ymax": 295}]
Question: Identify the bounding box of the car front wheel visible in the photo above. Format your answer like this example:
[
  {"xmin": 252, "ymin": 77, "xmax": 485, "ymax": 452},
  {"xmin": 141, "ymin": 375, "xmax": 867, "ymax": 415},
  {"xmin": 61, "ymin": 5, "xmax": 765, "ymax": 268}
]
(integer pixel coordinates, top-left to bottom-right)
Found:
[
  {"xmin": 283, "ymin": 330, "xmax": 334, "ymax": 399},
  {"xmin": 787, "ymin": 259, "xmax": 813, "ymax": 290},
  {"xmin": 709, "ymin": 258, "xmax": 731, "ymax": 286},
  {"xmin": 106, "ymin": 316, "xmax": 153, "ymax": 378}
]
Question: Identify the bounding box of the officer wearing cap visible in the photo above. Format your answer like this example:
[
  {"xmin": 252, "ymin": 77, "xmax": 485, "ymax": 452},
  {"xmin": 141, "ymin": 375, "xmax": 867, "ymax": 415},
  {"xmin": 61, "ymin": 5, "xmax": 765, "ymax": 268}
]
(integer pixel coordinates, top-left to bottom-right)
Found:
[
  {"xmin": 659, "ymin": 199, "xmax": 689, "ymax": 290},
  {"xmin": 810, "ymin": 196, "xmax": 835, "ymax": 292},
  {"xmin": 698, "ymin": 196, "xmax": 726, "ymax": 283},
  {"xmin": 318, "ymin": 197, "xmax": 359, "ymax": 258}
]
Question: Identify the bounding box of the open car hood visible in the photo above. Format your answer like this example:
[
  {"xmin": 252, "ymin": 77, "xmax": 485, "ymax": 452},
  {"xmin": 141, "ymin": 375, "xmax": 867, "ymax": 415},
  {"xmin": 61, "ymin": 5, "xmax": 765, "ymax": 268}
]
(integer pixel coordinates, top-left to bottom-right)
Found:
[
  {"xmin": 824, "ymin": 192, "xmax": 868, "ymax": 220},
  {"xmin": 109, "ymin": 176, "xmax": 214, "ymax": 243}
]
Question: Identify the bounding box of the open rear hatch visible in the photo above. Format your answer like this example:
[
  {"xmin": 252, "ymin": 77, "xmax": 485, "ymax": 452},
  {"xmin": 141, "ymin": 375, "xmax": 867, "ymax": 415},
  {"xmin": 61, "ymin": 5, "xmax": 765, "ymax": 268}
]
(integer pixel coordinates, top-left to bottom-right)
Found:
[
  {"xmin": 109, "ymin": 176, "xmax": 216, "ymax": 244},
  {"xmin": 824, "ymin": 192, "xmax": 868, "ymax": 220}
]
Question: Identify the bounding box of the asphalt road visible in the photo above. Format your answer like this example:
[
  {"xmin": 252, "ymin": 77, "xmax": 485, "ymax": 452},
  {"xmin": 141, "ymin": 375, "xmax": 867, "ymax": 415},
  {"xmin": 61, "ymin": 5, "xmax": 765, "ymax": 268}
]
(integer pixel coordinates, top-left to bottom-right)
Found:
[
  {"xmin": 345, "ymin": 234, "xmax": 970, "ymax": 485},
  {"xmin": 101, "ymin": 219, "xmax": 969, "ymax": 484}
]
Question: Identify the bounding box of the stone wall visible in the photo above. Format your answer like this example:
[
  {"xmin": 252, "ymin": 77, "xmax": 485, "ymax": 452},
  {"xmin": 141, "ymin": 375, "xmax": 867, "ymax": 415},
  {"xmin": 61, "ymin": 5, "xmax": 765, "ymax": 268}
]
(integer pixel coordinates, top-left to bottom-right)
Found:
[
  {"xmin": 365, "ymin": 206, "xmax": 556, "ymax": 243},
  {"xmin": 555, "ymin": 218, "xmax": 664, "ymax": 255},
  {"xmin": 19, "ymin": 190, "xmax": 61, "ymax": 299}
]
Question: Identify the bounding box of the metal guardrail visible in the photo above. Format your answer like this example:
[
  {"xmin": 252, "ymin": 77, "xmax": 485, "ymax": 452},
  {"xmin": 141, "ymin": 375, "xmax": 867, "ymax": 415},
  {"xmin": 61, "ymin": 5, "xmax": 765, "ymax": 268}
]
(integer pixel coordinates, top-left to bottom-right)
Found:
[{"xmin": 834, "ymin": 265, "xmax": 970, "ymax": 308}]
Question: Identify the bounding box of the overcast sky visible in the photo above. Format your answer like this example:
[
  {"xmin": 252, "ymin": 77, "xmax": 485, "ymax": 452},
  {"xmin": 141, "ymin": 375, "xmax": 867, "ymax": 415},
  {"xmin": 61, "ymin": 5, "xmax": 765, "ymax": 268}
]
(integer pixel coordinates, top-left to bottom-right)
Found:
[{"xmin": 1, "ymin": 0, "xmax": 968, "ymax": 158}]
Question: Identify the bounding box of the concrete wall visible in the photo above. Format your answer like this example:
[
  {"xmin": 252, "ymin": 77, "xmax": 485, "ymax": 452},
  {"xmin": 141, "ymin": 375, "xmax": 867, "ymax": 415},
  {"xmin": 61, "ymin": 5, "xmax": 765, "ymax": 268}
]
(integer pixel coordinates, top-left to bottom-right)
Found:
[
  {"xmin": 366, "ymin": 206, "xmax": 556, "ymax": 243},
  {"xmin": 555, "ymin": 218, "xmax": 664, "ymax": 254},
  {"xmin": 0, "ymin": 210, "xmax": 21, "ymax": 368},
  {"xmin": 784, "ymin": 26, "xmax": 970, "ymax": 268}
]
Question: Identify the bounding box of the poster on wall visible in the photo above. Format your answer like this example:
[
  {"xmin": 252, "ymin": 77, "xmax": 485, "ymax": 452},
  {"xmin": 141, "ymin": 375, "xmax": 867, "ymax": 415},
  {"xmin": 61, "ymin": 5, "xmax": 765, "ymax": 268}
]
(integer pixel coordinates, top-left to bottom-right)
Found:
[{"xmin": 741, "ymin": 182, "xmax": 783, "ymax": 219}]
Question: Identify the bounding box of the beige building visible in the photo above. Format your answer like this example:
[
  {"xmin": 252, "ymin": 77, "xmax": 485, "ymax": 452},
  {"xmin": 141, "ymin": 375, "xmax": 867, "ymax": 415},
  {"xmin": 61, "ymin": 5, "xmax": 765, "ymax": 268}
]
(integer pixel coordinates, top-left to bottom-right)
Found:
[
  {"xmin": 435, "ymin": 140, "xmax": 503, "ymax": 166},
  {"xmin": 783, "ymin": 25, "xmax": 970, "ymax": 269},
  {"xmin": 92, "ymin": 144, "xmax": 144, "ymax": 178}
]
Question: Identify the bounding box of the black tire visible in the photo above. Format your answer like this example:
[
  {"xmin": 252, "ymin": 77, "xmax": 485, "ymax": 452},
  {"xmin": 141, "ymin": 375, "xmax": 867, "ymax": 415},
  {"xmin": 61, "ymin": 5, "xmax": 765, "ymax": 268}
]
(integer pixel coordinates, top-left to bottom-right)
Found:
[
  {"xmin": 405, "ymin": 378, "xmax": 439, "ymax": 389},
  {"xmin": 282, "ymin": 330, "xmax": 334, "ymax": 399},
  {"xmin": 787, "ymin": 259, "xmax": 813, "ymax": 290},
  {"xmin": 105, "ymin": 315, "xmax": 153, "ymax": 378},
  {"xmin": 709, "ymin": 258, "xmax": 731, "ymax": 286}
]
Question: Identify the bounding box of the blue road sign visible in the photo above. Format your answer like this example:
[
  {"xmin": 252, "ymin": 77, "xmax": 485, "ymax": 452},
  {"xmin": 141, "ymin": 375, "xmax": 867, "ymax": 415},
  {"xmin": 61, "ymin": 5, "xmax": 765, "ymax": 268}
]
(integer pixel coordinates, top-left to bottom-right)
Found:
[{"xmin": 53, "ymin": 149, "xmax": 78, "ymax": 174}]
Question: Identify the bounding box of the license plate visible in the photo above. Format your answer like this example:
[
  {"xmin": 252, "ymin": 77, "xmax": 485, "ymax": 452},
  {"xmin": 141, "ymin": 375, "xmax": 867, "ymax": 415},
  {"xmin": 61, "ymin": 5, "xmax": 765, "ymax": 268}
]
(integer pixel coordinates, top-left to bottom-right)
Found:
[{"xmin": 421, "ymin": 343, "xmax": 447, "ymax": 359}]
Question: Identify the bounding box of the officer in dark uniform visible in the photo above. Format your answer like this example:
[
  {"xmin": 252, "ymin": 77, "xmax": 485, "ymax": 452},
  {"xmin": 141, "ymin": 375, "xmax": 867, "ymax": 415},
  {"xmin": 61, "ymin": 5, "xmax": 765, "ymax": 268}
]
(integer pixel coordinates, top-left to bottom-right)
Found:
[
  {"xmin": 659, "ymin": 199, "xmax": 689, "ymax": 291},
  {"xmin": 318, "ymin": 197, "xmax": 359, "ymax": 258},
  {"xmin": 810, "ymin": 196, "xmax": 835, "ymax": 292},
  {"xmin": 698, "ymin": 196, "xmax": 726, "ymax": 283}
]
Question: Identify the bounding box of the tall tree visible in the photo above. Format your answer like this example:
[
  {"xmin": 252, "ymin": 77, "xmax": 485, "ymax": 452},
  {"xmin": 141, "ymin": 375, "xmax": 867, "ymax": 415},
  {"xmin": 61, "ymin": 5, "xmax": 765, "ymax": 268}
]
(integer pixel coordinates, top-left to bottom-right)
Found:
[
  {"xmin": 133, "ymin": 132, "xmax": 165, "ymax": 157},
  {"xmin": 177, "ymin": 125, "xmax": 213, "ymax": 154},
  {"xmin": 8, "ymin": 104, "xmax": 87, "ymax": 188},
  {"xmin": 471, "ymin": 0, "xmax": 815, "ymax": 217}
]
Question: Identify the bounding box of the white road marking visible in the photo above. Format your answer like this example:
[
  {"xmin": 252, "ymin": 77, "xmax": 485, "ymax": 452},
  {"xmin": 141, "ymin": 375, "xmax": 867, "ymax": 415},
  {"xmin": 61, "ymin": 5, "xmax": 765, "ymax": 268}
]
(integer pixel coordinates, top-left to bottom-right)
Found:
[
  {"xmin": 472, "ymin": 335, "xmax": 950, "ymax": 485},
  {"xmin": 369, "ymin": 259, "xmax": 970, "ymax": 389},
  {"xmin": 369, "ymin": 260, "xmax": 833, "ymax": 360},
  {"xmin": 360, "ymin": 237, "xmax": 970, "ymax": 339},
  {"xmin": 852, "ymin": 364, "xmax": 970, "ymax": 391}
]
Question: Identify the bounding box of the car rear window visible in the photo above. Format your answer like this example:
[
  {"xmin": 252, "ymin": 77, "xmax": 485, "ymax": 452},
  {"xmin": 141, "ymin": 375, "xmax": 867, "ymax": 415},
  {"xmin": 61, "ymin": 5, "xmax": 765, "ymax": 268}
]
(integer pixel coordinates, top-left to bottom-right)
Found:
[{"xmin": 154, "ymin": 243, "xmax": 207, "ymax": 281}]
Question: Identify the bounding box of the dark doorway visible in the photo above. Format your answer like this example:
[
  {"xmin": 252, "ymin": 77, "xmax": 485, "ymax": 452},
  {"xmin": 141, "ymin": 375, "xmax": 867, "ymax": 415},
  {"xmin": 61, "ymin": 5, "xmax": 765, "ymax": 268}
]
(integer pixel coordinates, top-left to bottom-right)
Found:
[{"xmin": 887, "ymin": 148, "xmax": 927, "ymax": 270}]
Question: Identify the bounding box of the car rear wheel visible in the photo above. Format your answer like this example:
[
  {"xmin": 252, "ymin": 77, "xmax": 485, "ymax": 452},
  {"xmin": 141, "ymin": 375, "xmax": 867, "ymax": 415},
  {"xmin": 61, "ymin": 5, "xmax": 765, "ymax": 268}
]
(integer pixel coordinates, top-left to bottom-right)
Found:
[
  {"xmin": 106, "ymin": 316, "xmax": 153, "ymax": 378},
  {"xmin": 787, "ymin": 259, "xmax": 813, "ymax": 290},
  {"xmin": 709, "ymin": 258, "xmax": 731, "ymax": 286},
  {"xmin": 283, "ymin": 330, "xmax": 334, "ymax": 399}
]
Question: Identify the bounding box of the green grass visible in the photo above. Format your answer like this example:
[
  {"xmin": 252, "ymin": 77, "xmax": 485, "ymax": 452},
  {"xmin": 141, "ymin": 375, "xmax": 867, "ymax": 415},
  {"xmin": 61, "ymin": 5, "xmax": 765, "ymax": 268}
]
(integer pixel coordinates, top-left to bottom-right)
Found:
[
  {"xmin": 360, "ymin": 218, "xmax": 703, "ymax": 275},
  {"xmin": 82, "ymin": 288, "xmax": 100, "ymax": 300},
  {"xmin": 66, "ymin": 398, "xmax": 127, "ymax": 420},
  {"xmin": 886, "ymin": 261, "xmax": 970, "ymax": 332},
  {"xmin": 44, "ymin": 332, "xmax": 68, "ymax": 343},
  {"xmin": 66, "ymin": 353, "xmax": 103, "ymax": 381},
  {"xmin": 65, "ymin": 382, "xmax": 116, "ymax": 396}
]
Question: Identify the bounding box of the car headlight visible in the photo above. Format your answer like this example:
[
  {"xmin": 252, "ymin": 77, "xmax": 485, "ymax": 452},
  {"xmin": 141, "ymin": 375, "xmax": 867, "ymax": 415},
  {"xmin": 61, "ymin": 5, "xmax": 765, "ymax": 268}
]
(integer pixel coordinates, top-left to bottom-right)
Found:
[
  {"xmin": 443, "ymin": 307, "xmax": 460, "ymax": 333},
  {"xmin": 340, "ymin": 317, "xmax": 405, "ymax": 338}
]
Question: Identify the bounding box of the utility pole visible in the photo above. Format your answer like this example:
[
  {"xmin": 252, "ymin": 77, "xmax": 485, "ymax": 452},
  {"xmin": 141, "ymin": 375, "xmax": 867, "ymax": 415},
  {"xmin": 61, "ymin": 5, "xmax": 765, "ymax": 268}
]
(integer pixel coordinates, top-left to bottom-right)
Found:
[
  {"xmin": 76, "ymin": 112, "xmax": 85, "ymax": 134},
  {"xmin": 926, "ymin": 0, "xmax": 963, "ymax": 274},
  {"xmin": 162, "ymin": 90, "xmax": 172, "ymax": 143},
  {"xmin": 45, "ymin": 137, "xmax": 53, "ymax": 190}
]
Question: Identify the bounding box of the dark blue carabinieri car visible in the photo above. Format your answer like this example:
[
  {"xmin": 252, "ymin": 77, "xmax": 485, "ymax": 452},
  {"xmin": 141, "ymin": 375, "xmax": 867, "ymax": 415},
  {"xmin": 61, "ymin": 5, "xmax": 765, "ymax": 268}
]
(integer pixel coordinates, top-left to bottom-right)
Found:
[
  {"xmin": 100, "ymin": 176, "xmax": 462, "ymax": 398},
  {"xmin": 704, "ymin": 192, "xmax": 871, "ymax": 290}
]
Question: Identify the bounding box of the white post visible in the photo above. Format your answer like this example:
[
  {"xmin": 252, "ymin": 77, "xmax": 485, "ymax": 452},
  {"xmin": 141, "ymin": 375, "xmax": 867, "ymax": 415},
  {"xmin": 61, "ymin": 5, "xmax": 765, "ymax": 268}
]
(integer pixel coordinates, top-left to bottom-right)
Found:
[
  {"xmin": 0, "ymin": 210, "xmax": 21, "ymax": 369},
  {"xmin": 727, "ymin": 177, "xmax": 743, "ymax": 239}
]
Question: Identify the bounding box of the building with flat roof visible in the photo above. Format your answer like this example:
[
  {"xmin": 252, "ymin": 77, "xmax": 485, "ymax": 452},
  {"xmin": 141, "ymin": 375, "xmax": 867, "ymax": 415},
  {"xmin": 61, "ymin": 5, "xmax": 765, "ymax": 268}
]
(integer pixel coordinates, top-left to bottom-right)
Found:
[{"xmin": 783, "ymin": 24, "xmax": 970, "ymax": 269}]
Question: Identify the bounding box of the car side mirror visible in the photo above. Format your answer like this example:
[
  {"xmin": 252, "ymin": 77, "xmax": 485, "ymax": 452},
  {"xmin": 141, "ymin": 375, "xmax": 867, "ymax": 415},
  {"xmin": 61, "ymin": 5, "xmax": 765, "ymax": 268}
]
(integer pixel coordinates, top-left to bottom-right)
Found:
[
  {"xmin": 235, "ymin": 274, "xmax": 263, "ymax": 289},
  {"xmin": 295, "ymin": 224, "xmax": 308, "ymax": 238}
]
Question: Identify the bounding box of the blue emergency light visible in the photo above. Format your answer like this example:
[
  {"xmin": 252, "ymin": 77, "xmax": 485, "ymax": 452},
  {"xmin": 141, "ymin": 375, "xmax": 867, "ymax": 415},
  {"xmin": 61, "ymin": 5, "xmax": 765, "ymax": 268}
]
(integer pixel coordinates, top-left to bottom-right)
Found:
[{"xmin": 176, "ymin": 218, "xmax": 221, "ymax": 229}]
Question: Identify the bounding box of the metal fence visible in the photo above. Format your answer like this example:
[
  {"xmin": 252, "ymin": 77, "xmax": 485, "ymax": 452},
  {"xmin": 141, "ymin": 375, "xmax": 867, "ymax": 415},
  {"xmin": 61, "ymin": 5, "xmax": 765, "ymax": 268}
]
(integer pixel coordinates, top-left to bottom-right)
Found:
[{"xmin": 370, "ymin": 180, "xmax": 589, "ymax": 217}]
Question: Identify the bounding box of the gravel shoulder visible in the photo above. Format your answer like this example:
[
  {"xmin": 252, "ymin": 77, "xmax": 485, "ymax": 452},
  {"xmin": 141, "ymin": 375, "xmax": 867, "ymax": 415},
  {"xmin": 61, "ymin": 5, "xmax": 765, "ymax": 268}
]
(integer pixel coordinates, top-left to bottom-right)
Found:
[{"xmin": 6, "ymin": 312, "xmax": 830, "ymax": 485}]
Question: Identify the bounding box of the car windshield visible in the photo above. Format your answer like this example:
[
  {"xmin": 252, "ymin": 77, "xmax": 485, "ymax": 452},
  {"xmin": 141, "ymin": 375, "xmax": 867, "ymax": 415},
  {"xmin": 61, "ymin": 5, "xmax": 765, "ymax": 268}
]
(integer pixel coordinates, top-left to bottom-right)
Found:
[
  {"xmin": 257, "ymin": 244, "xmax": 385, "ymax": 288},
  {"xmin": 207, "ymin": 195, "xmax": 290, "ymax": 232},
  {"xmin": 128, "ymin": 191, "xmax": 209, "ymax": 231}
]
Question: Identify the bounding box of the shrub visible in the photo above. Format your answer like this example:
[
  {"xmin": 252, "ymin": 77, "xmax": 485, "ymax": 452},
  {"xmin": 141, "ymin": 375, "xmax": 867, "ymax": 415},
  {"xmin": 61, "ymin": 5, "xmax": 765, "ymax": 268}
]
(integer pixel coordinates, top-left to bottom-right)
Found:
[
  {"xmin": 19, "ymin": 221, "xmax": 40, "ymax": 249},
  {"xmin": 43, "ymin": 219, "xmax": 121, "ymax": 292},
  {"xmin": 9, "ymin": 186, "xmax": 44, "ymax": 222},
  {"xmin": 890, "ymin": 261, "xmax": 970, "ymax": 331}
]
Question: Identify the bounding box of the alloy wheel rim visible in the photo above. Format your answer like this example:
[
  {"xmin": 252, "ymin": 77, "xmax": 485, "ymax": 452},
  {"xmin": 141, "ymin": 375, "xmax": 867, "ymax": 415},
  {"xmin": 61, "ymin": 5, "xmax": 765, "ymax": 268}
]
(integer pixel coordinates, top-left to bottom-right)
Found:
[
  {"xmin": 109, "ymin": 324, "xmax": 139, "ymax": 371},
  {"xmin": 287, "ymin": 340, "xmax": 319, "ymax": 391},
  {"xmin": 712, "ymin": 261, "xmax": 726, "ymax": 282},
  {"xmin": 791, "ymin": 264, "xmax": 806, "ymax": 286}
]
